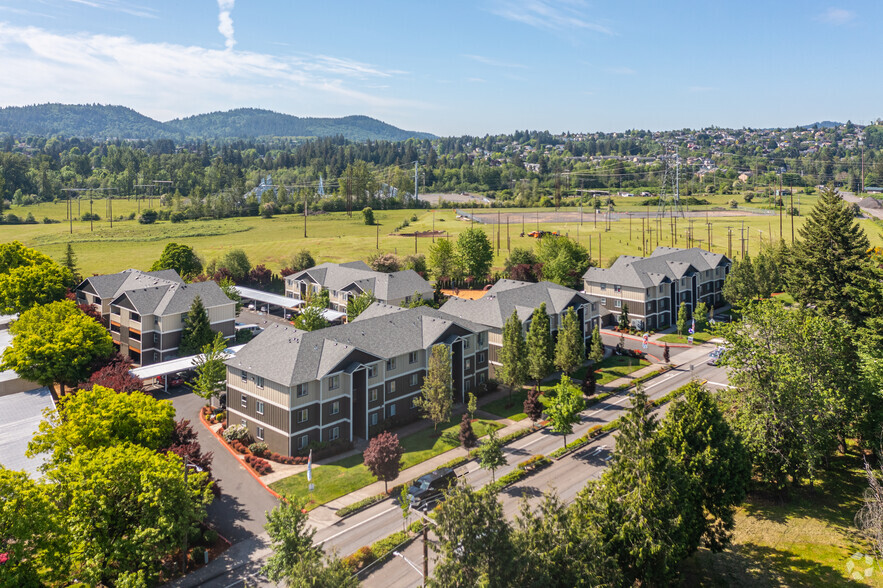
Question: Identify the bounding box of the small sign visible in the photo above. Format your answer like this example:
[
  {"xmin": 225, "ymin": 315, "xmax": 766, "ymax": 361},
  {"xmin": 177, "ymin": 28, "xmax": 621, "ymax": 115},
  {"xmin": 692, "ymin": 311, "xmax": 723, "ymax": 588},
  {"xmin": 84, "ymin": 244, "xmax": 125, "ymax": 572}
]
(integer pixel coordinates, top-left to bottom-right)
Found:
[
  {"xmin": 309, "ymin": 483, "xmax": 315, "ymax": 492},
  {"xmin": 688, "ymin": 336, "xmax": 694, "ymax": 344}
]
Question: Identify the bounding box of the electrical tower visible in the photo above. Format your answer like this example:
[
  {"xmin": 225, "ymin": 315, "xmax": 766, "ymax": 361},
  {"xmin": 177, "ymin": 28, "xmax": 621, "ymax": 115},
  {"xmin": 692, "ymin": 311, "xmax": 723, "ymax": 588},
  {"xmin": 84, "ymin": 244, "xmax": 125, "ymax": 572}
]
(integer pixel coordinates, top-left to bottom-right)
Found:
[{"xmin": 657, "ymin": 142, "xmax": 685, "ymax": 219}]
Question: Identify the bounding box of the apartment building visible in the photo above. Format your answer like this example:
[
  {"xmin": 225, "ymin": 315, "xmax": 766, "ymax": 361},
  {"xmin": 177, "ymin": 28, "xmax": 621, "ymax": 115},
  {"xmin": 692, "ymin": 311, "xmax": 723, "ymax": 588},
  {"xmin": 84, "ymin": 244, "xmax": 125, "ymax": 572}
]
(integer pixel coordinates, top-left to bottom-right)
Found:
[
  {"xmin": 439, "ymin": 280, "xmax": 601, "ymax": 377},
  {"xmin": 75, "ymin": 269, "xmax": 236, "ymax": 365},
  {"xmin": 582, "ymin": 247, "xmax": 730, "ymax": 330},
  {"xmin": 225, "ymin": 304, "xmax": 489, "ymax": 456},
  {"xmin": 284, "ymin": 261, "xmax": 433, "ymax": 311}
]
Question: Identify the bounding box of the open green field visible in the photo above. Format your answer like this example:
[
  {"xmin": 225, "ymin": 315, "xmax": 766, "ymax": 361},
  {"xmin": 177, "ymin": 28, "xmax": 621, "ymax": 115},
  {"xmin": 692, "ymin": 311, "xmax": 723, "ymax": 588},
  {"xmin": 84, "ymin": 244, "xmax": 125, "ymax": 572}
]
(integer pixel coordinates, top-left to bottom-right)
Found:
[
  {"xmin": 682, "ymin": 451, "xmax": 883, "ymax": 587},
  {"xmin": 270, "ymin": 417, "xmax": 503, "ymax": 508},
  {"xmin": 3, "ymin": 194, "xmax": 882, "ymax": 277},
  {"xmin": 573, "ymin": 355, "xmax": 651, "ymax": 386}
]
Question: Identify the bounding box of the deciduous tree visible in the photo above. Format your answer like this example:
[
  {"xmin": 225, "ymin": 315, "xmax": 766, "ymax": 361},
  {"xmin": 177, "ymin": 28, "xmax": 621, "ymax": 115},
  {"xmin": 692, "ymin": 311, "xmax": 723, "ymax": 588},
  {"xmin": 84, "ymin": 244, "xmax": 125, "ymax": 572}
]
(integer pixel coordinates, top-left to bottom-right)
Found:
[
  {"xmin": 414, "ymin": 344, "xmax": 453, "ymax": 432},
  {"xmin": 190, "ymin": 332, "xmax": 228, "ymax": 403},
  {"xmin": 428, "ymin": 238, "xmax": 461, "ymax": 280},
  {"xmin": 555, "ymin": 307, "xmax": 584, "ymax": 375},
  {"xmin": 476, "ymin": 428, "xmax": 506, "ymax": 482},
  {"xmin": 456, "ymin": 227, "xmax": 493, "ymax": 279},
  {"xmin": 589, "ymin": 324, "xmax": 604, "ymax": 363},
  {"xmin": 0, "ymin": 300, "xmax": 113, "ymax": 397},
  {"xmin": 150, "ymin": 242, "xmax": 203, "ymax": 278},
  {"xmin": 527, "ymin": 303, "xmax": 553, "ymax": 384},
  {"xmin": 294, "ymin": 304, "xmax": 330, "ymax": 331},
  {"xmin": 523, "ymin": 386, "xmax": 543, "ymax": 424},
  {"xmin": 676, "ymin": 301, "xmax": 687, "ymax": 336},
  {"xmin": 534, "ymin": 235, "xmax": 592, "ymax": 289},
  {"xmin": 363, "ymin": 431, "xmax": 404, "ymax": 493},
  {"xmin": 545, "ymin": 375, "xmax": 584, "ymax": 449},
  {"xmin": 0, "ymin": 262, "xmax": 74, "ymax": 314},
  {"xmin": 87, "ymin": 353, "xmax": 143, "ymax": 393},
  {"xmin": 346, "ymin": 290, "xmax": 376, "ymax": 321}
]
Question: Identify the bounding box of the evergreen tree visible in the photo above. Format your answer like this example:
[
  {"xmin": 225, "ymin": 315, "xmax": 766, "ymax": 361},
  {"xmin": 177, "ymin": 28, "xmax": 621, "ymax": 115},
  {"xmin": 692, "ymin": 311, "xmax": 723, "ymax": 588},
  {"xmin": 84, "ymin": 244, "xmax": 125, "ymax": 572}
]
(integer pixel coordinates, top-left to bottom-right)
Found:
[
  {"xmin": 589, "ymin": 324, "xmax": 605, "ymax": 363},
  {"xmin": 498, "ymin": 310, "xmax": 527, "ymax": 403},
  {"xmin": 62, "ymin": 242, "xmax": 80, "ymax": 283},
  {"xmin": 790, "ymin": 185, "xmax": 870, "ymax": 324},
  {"xmin": 658, "ymin": 381, "xmax": 751, "ymax": 552},
  {"xmin": 179, "ymin": 296, "xmax": 214, "ymax": 356},
  {"xmin": 527, "ymin": 303, "xmax": 553, "ymax": 385},
  {"xmin": 554, "ymin": 307, "xmax": 584, "ymax": 375},
  {"xmin": 618, "ymin": 302, "xmax": 630, "ymax": 330}
]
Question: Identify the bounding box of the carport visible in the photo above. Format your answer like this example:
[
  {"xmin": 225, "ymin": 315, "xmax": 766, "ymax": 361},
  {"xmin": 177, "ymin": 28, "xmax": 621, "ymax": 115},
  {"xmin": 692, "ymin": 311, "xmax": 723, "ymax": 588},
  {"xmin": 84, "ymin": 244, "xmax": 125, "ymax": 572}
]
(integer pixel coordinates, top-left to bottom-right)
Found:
[
  {"xmin": 131, "ymin": 344, "xmax": 245, "ymax": 392},
  {"xmin": 234, "ymin": 286, "xmax": 303, "ymax": 318}
]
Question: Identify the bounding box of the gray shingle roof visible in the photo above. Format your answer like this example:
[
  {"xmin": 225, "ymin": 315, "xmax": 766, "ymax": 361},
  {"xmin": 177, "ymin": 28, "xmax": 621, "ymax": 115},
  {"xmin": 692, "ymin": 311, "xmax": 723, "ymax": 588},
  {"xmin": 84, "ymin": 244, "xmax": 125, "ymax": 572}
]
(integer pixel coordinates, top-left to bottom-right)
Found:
[
  {"xmin": 582, "ymin": 247, "xmax": 729, "ymax": 289},
  {"xmin": 439, "ymin": 280, "xmax": 598, "ymax": 330},
  {"xmin": 77, "ymin": 269, "xmax": 183, "ymax": 299},
  {"xmin": 227, "ymin": 304, "xmax": 484, "ymax": 387},
  {"xmin": 113, "ymin": 280, "xmax": 233, "ymax": 316},
  {"xmin": 288, "ymin": 262, "xmax": 432, "ymax": 301}
]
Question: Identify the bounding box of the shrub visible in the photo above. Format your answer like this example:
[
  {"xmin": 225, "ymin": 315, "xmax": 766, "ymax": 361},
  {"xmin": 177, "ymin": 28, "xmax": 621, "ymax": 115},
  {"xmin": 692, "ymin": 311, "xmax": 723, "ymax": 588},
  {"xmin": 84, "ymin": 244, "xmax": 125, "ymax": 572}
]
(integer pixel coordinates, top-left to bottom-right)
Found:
[
  {"xmin": 170, "ymin": 211, "xmax": 186, "ymax": 223},
  {"xmin": 222, "ymin": 424, "xmax": 250, "ymax": 443},
  {"xmin": 248, "ymin": 442, "xmax": 269, "ymax": 457},
  {"xmin": 203, "ymin": 529, "xmax": 219, "ymax": 545},
  {"xmin": 371, "ymin": 531, "xmax": 410, "ymax": 560},
  {"xmin": 336, "ymin": 494, "xmax": 388, "ymax": 518},
  {"xmin": 243, "ymin": 454, "xmax": 273, "ymax": 475},
  {"xmin": 139, "ymin": 209, "xmax": 158, "ymax": 224}
]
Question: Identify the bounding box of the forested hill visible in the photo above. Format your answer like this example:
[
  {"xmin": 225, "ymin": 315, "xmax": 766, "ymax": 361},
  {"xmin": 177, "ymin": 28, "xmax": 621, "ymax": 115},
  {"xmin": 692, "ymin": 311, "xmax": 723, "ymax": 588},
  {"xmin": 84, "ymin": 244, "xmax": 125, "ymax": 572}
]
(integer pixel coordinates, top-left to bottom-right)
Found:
[{"xmin": 0, "ymin": 104, "xmax": 435, "ymax": 142}]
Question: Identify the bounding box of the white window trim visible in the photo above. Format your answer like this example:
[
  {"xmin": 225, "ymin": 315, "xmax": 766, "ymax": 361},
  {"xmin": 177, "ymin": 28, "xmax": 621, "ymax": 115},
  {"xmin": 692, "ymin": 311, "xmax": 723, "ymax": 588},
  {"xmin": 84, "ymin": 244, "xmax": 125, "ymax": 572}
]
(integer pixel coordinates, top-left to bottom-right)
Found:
[
  {"xmin": 297, "ymin": 408, "xmax": 309, "ymax": 423},
  {"xmin": 256, "ymin": 400, "xmax": 265, "ymax": 415},
  {"xmin": 256, "ymin": 426, "xmax": 264, "ymax": 440},
  {"xmin": 331, "ymin": 401, "xmax": 340, "ymax": 415}
]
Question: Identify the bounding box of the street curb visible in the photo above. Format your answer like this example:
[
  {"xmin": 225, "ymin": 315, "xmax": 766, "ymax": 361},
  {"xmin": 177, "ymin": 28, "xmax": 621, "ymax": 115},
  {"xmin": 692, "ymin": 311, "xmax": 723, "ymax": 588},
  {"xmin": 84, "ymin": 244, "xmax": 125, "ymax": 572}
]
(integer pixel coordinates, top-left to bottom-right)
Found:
[
  {"xmin": 199, "ymin": 410, "xmax": 283, "ymax": 500},
  {"xmin": 606, "ymin": 331, "xmax": 692, "ymax": 348}
]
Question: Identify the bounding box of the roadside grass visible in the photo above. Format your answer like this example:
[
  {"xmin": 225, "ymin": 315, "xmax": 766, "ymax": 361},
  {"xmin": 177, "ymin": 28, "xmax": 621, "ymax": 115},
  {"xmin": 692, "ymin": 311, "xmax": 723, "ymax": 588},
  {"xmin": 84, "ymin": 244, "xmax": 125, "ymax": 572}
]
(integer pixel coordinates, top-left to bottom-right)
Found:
[
  {"xmin": 681, "ymin": 451, "xmax": 883, "ymax": 587},
  {"xmin": 573, "ymin": 356, "xmax": 651, "ymax": 386},
  {"xmin": 270, "ymin": 418, "xmax": 503, "ymax": 508},
  {"xmin": 658, "ymin": 331, "xmax": 716, "ymax": 345},
  {"xmin": 6, "ymin": 201, "xmax": 882, "ymax": 277},
  {"xmin": 481, "ymin": 388, "xmax": 553, "ymax": 422}
]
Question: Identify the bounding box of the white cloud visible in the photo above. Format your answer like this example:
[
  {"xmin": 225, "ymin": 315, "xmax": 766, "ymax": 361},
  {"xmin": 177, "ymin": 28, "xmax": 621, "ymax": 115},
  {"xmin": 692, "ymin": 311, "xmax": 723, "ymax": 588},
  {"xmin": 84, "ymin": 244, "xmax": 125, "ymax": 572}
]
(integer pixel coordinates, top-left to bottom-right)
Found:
[
  {"xmin": 462, "ymin": 54, "xmax": 527, "ymax": 69},
  {"xmin": 62, "ymin": 0, "xmax": 158, "ymax": 19},
  {"xmin": 815, "ymin": 7, "xmax": 855, "ymax": 25},
  {"xmin": 488, "ymin": 0, "xmax": 613, "ymax": 35},
  {"xmin": 0, "ymin": 22, "xmax": 423, "ymax": 121},
  {"xmin": 217, "ymin": 0, "xmax": 235, "ymax": 50}
]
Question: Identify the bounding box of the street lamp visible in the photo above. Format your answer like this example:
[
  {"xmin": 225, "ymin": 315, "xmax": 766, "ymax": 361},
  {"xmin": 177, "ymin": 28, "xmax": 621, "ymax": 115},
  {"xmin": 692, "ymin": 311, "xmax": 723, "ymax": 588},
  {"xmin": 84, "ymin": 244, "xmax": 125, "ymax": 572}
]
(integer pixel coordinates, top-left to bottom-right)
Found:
[{"xmin": 181, "ymin": 457, "xmax": 204, "ymax": 574}]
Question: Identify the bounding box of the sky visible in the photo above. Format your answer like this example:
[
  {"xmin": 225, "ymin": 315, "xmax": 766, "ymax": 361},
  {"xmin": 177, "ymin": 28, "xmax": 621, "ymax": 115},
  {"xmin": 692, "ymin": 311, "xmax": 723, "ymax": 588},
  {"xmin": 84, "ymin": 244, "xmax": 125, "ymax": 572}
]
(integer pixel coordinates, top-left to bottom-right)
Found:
[{"xmin": 0, "ymin": 0, "xmax": 879, "ymax": 137}]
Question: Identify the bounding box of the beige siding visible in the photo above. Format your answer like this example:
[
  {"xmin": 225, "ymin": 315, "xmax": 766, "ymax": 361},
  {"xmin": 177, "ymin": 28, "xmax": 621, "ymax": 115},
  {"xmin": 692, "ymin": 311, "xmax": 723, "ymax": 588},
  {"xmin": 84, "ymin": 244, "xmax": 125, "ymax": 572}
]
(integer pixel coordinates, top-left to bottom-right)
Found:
[{"xmin": 226, "ymin": 372, "xmax": 292, "ymax": 408}]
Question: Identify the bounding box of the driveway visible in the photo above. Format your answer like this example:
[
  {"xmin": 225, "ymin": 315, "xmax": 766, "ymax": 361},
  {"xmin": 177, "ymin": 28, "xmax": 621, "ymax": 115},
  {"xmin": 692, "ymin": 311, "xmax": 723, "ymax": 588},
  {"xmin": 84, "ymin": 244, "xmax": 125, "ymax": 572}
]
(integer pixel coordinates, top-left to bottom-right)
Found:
[{"xmin": 166, "ymin": 388, "xmax": 279, "ymax": 543}]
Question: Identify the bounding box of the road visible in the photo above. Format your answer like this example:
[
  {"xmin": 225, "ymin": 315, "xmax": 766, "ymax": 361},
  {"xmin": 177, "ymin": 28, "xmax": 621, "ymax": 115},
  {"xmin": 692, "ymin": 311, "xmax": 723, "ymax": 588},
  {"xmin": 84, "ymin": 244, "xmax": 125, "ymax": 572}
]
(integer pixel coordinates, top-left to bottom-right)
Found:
[
  {"xmin": 315, "ymin": 359, "xmax": 727, "ymax": 560},
  {"xmin": 361, "ymin": 361, "xmax": 730, "ymax": 588}
]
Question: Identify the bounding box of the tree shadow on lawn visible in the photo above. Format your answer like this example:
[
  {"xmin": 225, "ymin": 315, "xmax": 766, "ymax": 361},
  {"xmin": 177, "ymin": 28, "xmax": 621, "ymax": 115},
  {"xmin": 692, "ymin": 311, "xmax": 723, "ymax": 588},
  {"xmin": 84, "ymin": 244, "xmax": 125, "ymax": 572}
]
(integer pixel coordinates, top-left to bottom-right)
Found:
[{"xmin": 681, "ymin": 543, "xmax": 859, "ymax": 588}]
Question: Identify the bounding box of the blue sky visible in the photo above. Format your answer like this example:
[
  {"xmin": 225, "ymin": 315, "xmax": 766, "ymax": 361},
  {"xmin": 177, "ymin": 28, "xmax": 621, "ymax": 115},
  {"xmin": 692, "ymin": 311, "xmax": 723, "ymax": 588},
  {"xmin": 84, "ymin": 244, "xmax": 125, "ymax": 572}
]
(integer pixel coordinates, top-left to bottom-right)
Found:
[{"xmin": 0, "ymin": 0, "xmax": 878, "ymax": 136}]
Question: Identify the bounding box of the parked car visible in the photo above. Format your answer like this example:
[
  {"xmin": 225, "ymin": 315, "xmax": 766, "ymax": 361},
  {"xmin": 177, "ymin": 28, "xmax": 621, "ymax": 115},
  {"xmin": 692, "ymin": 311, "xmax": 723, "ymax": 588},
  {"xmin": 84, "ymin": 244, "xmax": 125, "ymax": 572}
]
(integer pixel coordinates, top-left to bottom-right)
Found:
[
  {"xmin": 408, "ymin": 467, "xmax": 456, "ymax": 509},
  {"xmin": 158, "ymin": 373, "xmax": 185, "ymax": 387},
  {"xmin": 708, "ymin": 347, "xmax": 727, "ymax": 366}
]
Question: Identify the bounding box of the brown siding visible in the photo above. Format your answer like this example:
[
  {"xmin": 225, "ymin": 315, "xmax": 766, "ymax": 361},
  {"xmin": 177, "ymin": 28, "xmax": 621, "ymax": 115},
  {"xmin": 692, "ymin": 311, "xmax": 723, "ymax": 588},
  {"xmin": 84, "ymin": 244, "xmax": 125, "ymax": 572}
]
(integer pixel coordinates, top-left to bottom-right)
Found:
[
  {"xmin": 292, "ymin": 429, "xmax": 321, "ymax": 454},
  {"xmin": 291, "ymin": 402, "xmax": 321, "ymax": 432},
  {"xmin": 385, "ymin": 370, "xmax": 423, "ymax": 402},
  {"xmin": 368, "ymin": 385, "xmax": 384, "ymax": 408},
  {"xmin": 232, "ymin": 389, "xmax": 290, "ymax": 433},
  {"xmin": 475, "ymin": 350, "xmax": 489, "ymax": 370},
  {"xmin": 321, "ymin": 423, "xmax": 348, "ymax": 443},
  {"xmin": 321, "ymin": 396, "xmax": 351, "ymax": 425}
]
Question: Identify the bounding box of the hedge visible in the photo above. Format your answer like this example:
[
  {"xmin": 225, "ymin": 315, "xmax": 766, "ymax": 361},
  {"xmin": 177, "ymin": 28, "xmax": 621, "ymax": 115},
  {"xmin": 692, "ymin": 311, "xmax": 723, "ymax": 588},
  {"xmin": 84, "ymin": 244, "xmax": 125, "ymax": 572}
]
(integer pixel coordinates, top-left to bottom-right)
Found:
[
  {"xmin": 343, "ymin": 530, "xmax": 414, "ymax": 573},
  {"xmin": 335, "ymin": 494, "xmax": 389, "ymax": 518}
]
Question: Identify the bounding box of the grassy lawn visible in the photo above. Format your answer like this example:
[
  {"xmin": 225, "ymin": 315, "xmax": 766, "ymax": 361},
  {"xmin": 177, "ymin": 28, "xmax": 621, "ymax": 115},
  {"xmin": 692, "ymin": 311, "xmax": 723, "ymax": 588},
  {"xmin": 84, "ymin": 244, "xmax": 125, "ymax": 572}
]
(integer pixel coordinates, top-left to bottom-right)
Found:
[
  {"xmin": 270, "ymin": 418, "xmax": 503, "ymax": 508},
  {"xmin": 772, "ymin": 292, "xmax": 797, "ymax": 306},
  {"xmin": 658, "ymin": 331, "xmax": 716, "ymax": 345},
  {"xmin": 5, "ymin": 201, "xmax": 882, "ymax": 277},
  {"xmin": 573, "ymin": 356, "xmax": 651, "ymax": 386},
  {"xmin": 681, "ymin": 451, "xmax": 883, "ymax": 587},
  {"xmin": 481, "ymin": 387, "xmax": 553, "ymax": 422}
]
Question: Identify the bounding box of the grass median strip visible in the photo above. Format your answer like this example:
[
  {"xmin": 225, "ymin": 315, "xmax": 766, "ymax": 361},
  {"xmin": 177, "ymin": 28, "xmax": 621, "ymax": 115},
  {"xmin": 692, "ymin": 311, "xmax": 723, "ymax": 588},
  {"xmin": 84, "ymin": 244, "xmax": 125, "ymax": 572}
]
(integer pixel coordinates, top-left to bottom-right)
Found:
[
  {"xmin": 271, "ymin": 418, "xmax": 503, "ymax": 509},
  {"xmin": 573, "ymin": 356, "xmax": 651, "ymax": 386}
]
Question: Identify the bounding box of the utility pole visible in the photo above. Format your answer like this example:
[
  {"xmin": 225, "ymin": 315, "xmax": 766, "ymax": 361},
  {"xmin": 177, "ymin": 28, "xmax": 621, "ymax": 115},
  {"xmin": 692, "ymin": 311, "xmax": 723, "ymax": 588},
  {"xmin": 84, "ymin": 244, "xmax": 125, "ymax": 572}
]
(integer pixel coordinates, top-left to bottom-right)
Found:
[
  {"xmin": 789, "ymin": 186, "xmax": 795, "ymax": 244},
  {"xmin": 303, "ymin": 187, "xmax": 308, "ymax": 238},
  {"xmin": 414, "ymin": 160, "xmax": 419, "ymax": 203}
]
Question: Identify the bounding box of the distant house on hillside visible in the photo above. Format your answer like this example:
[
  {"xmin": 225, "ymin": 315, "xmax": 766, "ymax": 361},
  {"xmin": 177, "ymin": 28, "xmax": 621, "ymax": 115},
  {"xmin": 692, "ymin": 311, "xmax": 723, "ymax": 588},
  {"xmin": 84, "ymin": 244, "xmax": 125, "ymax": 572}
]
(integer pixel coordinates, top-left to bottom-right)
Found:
[{"xmin": 249, "ymin": 175, "xmax": 276, "ymax": 203}]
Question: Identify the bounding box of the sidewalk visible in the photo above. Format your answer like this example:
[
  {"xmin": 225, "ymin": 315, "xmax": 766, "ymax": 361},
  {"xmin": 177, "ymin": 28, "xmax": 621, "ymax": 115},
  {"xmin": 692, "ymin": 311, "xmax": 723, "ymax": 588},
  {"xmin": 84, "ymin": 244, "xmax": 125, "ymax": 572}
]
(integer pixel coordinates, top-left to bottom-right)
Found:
[
  {"xmin": 165, "ymin": 533, "xmax": 273, "ymax": 588},
  {"xmin": 597, "ymin": 342, "xmax": 716, "ymax": 391}
]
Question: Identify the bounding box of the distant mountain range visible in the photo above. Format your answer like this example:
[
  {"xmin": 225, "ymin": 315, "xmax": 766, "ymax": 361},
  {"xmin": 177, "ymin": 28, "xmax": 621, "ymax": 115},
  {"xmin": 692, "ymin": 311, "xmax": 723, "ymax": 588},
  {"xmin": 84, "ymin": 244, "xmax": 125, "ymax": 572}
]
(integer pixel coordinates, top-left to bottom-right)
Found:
[
  {"xmin": 800, "ymin": 121, "xmax": 843, "ymax": 129},
  {"xmin": 0, "ymin": 104, "xmax": 436, "ymax": 142}
]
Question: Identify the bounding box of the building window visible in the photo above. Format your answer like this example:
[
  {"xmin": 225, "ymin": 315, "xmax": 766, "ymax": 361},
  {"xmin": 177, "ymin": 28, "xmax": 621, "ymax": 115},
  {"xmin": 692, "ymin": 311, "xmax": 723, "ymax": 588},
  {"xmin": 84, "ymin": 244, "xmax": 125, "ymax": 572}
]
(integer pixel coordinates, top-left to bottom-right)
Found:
[
  {"xmin": 130, "ymin": 312, "xmax": 141, "ymax": 322},
  {"xmin": 154, "ymin": 352, "xmax": 160, "ymax": 362},
  {"xmin": 404, "ymin": 295, "xmax": 412, "ymax": 304},
  {"xmin": 478, "ymin": 372, "xmax": 486, "ymax": 384},
  {"xmin": 241, "ymin": 370, "xmax": 247, "ymax": 383},
  {"xmin": 600, "ymin": 298, "xmax": 607, "ymax": 306},
  {"xmin": 241, "ymin": 419, "xmax": 247, "ymax": 427},
  {"xmin": 465, "ymin": 379, "xmax": 473, "ymax": 392},
  {"xmin": 330, "ymin": 426, "xmax": 340, "ymax": 441},
  {"xmin": 465, "ymin": 358, "xmax": 472, "ymax": 371},
  {"xmin": 256, "ymin": 401, "xmax": 264, "ymax": 415},
  {"xmin": 389, "ymin": 403, "xmax": 397, "ymax": 417},
  {"xmin": 410, "ymin": 396, "xmax": 418, "ymax": 409},
  {"xmin": 600, "ymin": 283, "xmax": 606, "ymax": 290},
  {"xmin": 110, "ymin": 305, "xmax": 121, "ymax": 315},
  {"xmin": 389, "ymin": 380, "xmax": 397, "ymax": 394},
  {"xmin": 153, "ymin": 333, "xmax": 159, "ymax": 344},
  {"xmin": 367, "ymin": 365, "xmax": 376, "ymax": 378},
  {"xmin": 408, "ymin": 351, "xmax": 418, "ymax": 364},
  {"xmin": 463, "ymin": 337, "xmax": 470, "ymax": 349},
  {"xmin": 256, "ymin": 376, "xmax": 265, "ymax": 389},
  {"xmin": 241, "ymin": 395, "xmax": 248, "ymax": 409},
  {"xmin": 614, "ymin": 300, "xmax": 622, "ymax": 308},
  {"xmin": 386, "ymin": 358, "xmax": 396, "ymax": 371},
  {"xmin": 613, "ymin": 285, "xmax": 622, "ymax": 293},
  {"xmin": 256, "ymin": 426, "xmax": 264, "ymax": 440},
  {"xmin": 410, "ymin": 373, "xmax": 419, "ymax": 387},
  {"xmin": 297, "ymin": 409, "xmax": 308, "ymax": 423},
  {"xmin": 370, "ymin": 388, "xmax": 378, "ymax": 402},
  {"xmin": 477, "ymin": 332, "xmax": 485, "ymax": 346},
  {"xmin": 328, "ymin": 375, "xmax": 339, "ymax": 390},
  {"xmin": 110, "ymin": 323, "xmax": 120, "ymax": 333},
  {"xmin": 296, "ymin": 384, "xmax": 307, "ymax": 397},
  {"xmin": 331, "ymin": 401, "xmax": 340, "ymax": 415},
  {"xmin": 370, "ymin": 412, "xmax": 378, "ymax": 426},
  {"xmin": 299, "ymin": 435, "xmax": 309, "ymax": 450}
]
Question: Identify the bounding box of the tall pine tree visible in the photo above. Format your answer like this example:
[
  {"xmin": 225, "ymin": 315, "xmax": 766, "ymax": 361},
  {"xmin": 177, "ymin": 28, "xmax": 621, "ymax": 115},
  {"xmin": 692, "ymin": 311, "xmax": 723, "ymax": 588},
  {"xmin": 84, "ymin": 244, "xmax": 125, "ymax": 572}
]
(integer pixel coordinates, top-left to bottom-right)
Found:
[
  {"xmin": 527, "ymin": 303, "xmax": 553, "ymax": 385},
  {"xmin": 179, "ymin": 296, "xmax": 214, "ymax": 356},
  {"xmin": 790, "ymin": 186, "xmax": 870, "ymax": 324}
]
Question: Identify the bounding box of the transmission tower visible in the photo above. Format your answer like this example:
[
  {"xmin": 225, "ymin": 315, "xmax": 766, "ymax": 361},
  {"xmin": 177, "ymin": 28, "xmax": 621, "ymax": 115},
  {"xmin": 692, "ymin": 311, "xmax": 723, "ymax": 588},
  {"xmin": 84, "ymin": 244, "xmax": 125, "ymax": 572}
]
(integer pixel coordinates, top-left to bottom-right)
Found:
[{"xmin": 657, "ymin": 142, "xmax": 685, "ymax": 219}]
